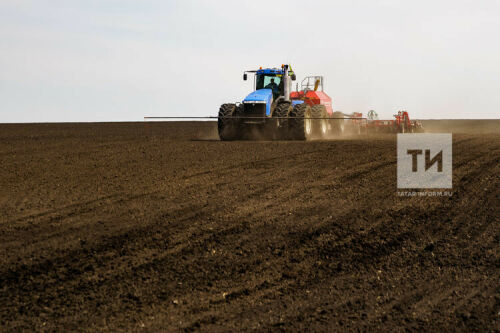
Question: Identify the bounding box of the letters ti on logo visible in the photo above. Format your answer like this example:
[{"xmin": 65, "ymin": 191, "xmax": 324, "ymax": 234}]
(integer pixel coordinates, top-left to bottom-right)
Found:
[{"xmin": 397, "ymin": 134, "xmax": 452, "ymax": 188}]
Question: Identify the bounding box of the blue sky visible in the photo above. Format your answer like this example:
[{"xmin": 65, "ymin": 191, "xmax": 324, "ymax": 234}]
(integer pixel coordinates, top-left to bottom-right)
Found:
[{"xmin": 1, "ymin": 0, "xmax": 499, "ymax": 122}]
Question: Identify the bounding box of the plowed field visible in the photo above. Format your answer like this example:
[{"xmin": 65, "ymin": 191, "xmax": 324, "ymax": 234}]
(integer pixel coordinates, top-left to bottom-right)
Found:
[{"xmin": 0, "ymin": 121, "xmax": 499, "ymax": 331}]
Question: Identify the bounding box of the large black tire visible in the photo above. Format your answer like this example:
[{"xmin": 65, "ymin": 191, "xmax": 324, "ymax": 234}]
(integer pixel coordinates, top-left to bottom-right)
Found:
[
  {"xmin": 289, "ymin": 103, "xmax": 312, "ymax": 140},
  {"xmin": 218, "ymin": 103, "xmax": 241, "ymax": 140},
  {"xmin": 330, "ymin": 111, "xmax": 345, "ymax": 136},
  {"xmin": 272, "ymin": 102, "xmax": 292, "ymax": 140},
  {"xmin": 311, "ymin": 104, "xmax": 328, "ymax": 139}
]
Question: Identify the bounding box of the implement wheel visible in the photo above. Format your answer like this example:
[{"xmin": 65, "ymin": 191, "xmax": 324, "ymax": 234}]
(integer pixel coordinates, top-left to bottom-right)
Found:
[
  {"xmin": 311, "ymin": 104, "xmax": 328, "ymax": 139},
  {"xmin": 331, "ymin": 111, "xmax": 345, "ymax": 136}
]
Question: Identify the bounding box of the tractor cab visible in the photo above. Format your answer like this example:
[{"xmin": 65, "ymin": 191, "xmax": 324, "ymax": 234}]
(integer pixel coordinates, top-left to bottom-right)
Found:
[
  {"xmin": 256, "ymin": 72, "xmax": 282, "ymax": 99},
  {"xmin": 244, "ymin": 67, "xmax": 296, "ymax": 101},
  {"xmin": 254, "ymin": 68, "xmax": 285, "ymax": 100}
]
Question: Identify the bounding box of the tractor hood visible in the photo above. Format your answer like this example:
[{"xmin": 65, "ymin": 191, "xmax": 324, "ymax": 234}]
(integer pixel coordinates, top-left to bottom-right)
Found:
[
  {"xmin": 243, "ymin": 89, "xmax": 273, "ymax": 116},
  {"xmin": 243, "ymin": 89, "xmax": 273, "ymax": 103}
]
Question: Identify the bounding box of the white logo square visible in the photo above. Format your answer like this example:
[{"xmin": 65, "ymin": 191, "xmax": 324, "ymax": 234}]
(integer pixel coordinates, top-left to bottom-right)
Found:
[{"xmin": 397, "ymin": 134, "xmax": 452, "ymax": 189}]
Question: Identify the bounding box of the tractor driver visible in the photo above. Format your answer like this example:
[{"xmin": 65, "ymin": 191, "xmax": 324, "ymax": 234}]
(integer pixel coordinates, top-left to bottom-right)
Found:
[{"xmin": 265, "ymin": 78, "xmax": 280, "ymax": 95}]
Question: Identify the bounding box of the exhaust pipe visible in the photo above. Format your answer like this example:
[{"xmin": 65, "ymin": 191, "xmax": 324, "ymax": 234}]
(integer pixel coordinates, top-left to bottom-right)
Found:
[{"xmin": 283, "ymin": 64, "xmax": 290, "ymax": 102}]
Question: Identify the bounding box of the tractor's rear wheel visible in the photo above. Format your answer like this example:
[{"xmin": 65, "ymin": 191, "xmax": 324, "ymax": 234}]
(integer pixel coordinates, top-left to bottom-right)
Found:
[
  {"xmin": 331, "ymin": 111, "xmax": 345, "ymax": 136},
  {"xmin": 289, "ymin": 103, "xmax": 312, "ymax": 140},
  {"xmin": 273, "ymin": 102, "xmax": 292, "ymax": 140},
  {"xmin": 218, "ymin": 103, "xmax": 241, "ymax": 140},
  {"xmin": 311, "ymin": 104, "xmax": 328, "ymax": 139}
]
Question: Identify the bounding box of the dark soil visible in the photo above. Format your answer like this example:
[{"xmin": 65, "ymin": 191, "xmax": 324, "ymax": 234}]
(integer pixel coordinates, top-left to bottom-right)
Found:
[{"xmin": 0, "ymin": 121, "xmax": 499, "ymax": 331}]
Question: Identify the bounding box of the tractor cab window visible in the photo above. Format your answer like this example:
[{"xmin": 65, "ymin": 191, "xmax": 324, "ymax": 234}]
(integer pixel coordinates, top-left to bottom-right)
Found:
[{"xmin": 256, "ymin": 75, "xmax": 282, "ymax": 92}]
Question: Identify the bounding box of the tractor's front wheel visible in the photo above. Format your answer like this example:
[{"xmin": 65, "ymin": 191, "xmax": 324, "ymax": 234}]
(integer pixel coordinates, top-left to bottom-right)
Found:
[
  {"xmin": 218, "ymin": 103, "xmax": 241, "ymax": 140},
  {"xmin": 289, "ymin": 103, "xmax": 312, "ymax": 140},
  {"xmin": 273, "ymin": 102, "xmax": 292, "ymax": 140}
]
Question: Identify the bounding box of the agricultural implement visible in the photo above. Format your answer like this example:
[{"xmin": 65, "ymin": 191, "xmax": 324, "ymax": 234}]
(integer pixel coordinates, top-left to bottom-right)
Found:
[{"xmin": 365, "ymin": 110, "xmax": 424, "ymax": 133}]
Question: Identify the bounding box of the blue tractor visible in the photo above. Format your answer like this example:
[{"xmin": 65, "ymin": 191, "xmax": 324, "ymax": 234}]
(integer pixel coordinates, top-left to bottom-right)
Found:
[{"xmin": 218, "ymin": 64, "xmax": 332, "ymax": 140}]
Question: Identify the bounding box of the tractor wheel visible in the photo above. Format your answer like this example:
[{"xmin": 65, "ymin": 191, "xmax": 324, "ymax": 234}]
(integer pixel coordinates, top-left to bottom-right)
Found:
[
  {"xmin": 331, "ymin": 111, "xmax": 345, "ymax": 136},
  {"xmin": 273, "ymin": 102, "xmax": 292, "ymax": 140},
  {"xmin": 311, "ymin": 104, "xmax": 328, "ymax": 139},
  {"xmin": 289, "ymin": 103, "xmax": 312, "ymax": 140},
  {"xmin": 218, "ymin": 103, "xmax": 241, "ymax": 140}
]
